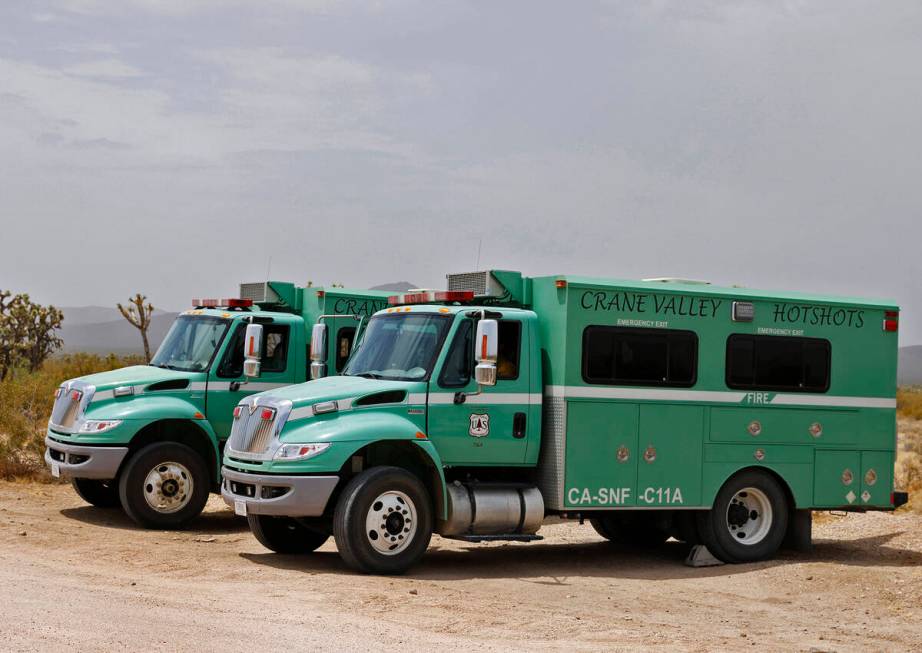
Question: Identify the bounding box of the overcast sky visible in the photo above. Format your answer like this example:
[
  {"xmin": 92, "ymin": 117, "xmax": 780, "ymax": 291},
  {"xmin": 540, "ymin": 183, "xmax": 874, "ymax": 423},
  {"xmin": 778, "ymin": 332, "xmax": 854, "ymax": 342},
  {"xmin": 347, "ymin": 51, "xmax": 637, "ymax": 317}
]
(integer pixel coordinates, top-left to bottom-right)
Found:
[{"xmin": 1, "ymin": 1, "xmax": 921, "ymax": 342}]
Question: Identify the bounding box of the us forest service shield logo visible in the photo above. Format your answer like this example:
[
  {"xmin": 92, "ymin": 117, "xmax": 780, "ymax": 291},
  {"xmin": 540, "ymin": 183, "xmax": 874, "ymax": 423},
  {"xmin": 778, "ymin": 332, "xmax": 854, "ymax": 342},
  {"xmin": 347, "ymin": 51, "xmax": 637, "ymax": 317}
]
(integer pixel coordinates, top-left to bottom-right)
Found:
[{"xmin": 469, "ymin": 413, "xmax": 490, "ymax": 437}]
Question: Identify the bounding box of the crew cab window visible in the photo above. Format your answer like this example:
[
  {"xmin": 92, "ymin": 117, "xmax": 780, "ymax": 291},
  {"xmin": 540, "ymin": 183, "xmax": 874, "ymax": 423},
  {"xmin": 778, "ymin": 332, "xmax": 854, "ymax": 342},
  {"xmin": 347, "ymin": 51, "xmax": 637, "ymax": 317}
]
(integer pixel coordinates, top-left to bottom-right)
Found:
[
  {"xmin": 217, "ymin": 323, "xmax": 290, "ymax": 377},
  {"xmin": 726, "ymin": 334, "xmax": 830, "ymax": 392},
  {"xmin": 336, "ymin": 327, "xmax": 357, "ymax": 373},
  {"xmin": 582, "ymin": 326, "xmax": 697, "ymax": 387},
  {"xmin": 497, "ymin": 321, "xmax": 521, "ymax": 380}
]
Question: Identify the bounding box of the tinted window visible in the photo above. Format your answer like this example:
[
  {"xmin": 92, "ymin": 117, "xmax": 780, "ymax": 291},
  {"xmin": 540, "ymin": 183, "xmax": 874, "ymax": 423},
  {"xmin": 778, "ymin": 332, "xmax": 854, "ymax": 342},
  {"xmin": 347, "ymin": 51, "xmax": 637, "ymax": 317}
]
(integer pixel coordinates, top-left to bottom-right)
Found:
[
  {"xmin": 335, "ymin": 327, "xmax": 357, "ymax": 373},
  {"xmin": 438, "ymin": 320, "xmax": 473, "ymax": 388},
  {"xmin": 218, "ymin": 323, "xmax": 290, "ymax": 377},
  {"xmin": 726, "ymin": 334, "xmax": 830, "ymax": 392},
  {"xmin": 582, "ymin": 326, "xmax": 697, "ymax": 387},
  {"xmin": 497, "ymin": 321, "xmax": 521, "ymax": 381}
]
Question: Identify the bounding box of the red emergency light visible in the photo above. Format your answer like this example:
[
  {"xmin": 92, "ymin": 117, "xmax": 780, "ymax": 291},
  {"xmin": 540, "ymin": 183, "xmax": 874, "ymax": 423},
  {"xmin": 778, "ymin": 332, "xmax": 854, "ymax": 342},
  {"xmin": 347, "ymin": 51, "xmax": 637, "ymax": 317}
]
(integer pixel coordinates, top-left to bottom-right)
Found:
[
  {"xmin": 884, "ymin": 309, "xmax": 899, "ymax": 332},
  {"xmin": 387, "ymin": 290, "xmax": 475, "ymax": 306},
  {"xmin": 191, "ymin": 298, "xmax": 254, "ymax": 309}
]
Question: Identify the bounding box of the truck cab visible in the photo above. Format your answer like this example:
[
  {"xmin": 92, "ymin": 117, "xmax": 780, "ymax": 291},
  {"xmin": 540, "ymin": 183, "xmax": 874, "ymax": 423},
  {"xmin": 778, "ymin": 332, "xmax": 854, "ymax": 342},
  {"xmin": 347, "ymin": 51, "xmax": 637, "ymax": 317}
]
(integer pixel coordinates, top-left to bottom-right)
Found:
[
  {"xmin": 222, "ymin": 271, "xmax": 907, "ymax": 574},
  {"xmin": 45, "ymin": 281, "xmax": 390, "ymax": 528}
]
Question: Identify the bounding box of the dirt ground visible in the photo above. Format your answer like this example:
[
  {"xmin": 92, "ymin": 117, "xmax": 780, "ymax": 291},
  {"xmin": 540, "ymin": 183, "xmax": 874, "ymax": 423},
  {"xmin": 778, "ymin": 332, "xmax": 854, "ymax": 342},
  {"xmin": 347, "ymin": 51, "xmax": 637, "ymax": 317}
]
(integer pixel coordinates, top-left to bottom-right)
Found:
[{"xmin": 1, "ymin": 482, "xmax": 920, "ymax": 652}]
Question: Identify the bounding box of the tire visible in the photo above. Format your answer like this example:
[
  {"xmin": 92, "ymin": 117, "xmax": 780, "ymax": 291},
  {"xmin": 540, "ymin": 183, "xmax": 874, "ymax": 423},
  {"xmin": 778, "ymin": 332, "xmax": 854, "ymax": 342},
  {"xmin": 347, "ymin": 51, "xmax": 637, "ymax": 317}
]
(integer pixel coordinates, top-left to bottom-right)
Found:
[
  {"xmin": 700, "ymin": 470, "xmax": 789, "ymax": 563},
  {"xmin": 333, "ymin": 466, "xmax": 432, "ymax": 575},
  {"xmin": 248, "ymin": 515, "xmax": 329, "ymax": 554},
  {"xmin": 118, "ymin": 442, "xmax": 210, "ymax": 529},
  {"xmin": 71, "ymin": 478, "xmax": 120, "ymax": 508},
  {"xmin": 590, "ymin": 512, "xmax": 669, "ymax": 548}
]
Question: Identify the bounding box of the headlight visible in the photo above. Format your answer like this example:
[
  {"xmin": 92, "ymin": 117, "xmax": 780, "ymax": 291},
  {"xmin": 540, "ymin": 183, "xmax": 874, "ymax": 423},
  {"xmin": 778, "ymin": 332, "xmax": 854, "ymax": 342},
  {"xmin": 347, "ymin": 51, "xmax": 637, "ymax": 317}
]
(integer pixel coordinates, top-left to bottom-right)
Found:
[
  {"xmin": 274, "ymin": 442, "xmax": 331, "ymax": 461},
  {"xmin": 79, "ymin": 420, "xmax": 123, "ymax": 433}
]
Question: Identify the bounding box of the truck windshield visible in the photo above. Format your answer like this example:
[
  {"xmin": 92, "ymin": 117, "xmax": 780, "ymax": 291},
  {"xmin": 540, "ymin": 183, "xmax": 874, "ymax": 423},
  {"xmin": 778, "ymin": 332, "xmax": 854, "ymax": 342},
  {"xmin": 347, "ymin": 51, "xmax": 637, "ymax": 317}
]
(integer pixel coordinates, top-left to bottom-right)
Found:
[
  {"xmin": 343, "ymin": 313, "xmax": 451, "ymax": 382},
  {"xmin": 150, "ymin": 315, "xmax": 230, "ymax": 372}
]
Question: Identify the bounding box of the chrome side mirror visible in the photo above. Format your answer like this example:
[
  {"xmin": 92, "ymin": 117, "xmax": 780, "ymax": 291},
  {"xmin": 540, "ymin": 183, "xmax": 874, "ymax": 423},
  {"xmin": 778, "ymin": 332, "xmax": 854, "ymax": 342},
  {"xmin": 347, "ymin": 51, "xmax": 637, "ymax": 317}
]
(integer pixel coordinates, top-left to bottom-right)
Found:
[
  {"xmin": 474, "ymin": 319, "xmax": 498, "ymax": 387},
  {"xmin": 310, "ymin": 323, "xmax": 328, "ymax": 380},
  {"xmin": 243, "ymin": 323, "xmax": 263, "ymax": 378}
]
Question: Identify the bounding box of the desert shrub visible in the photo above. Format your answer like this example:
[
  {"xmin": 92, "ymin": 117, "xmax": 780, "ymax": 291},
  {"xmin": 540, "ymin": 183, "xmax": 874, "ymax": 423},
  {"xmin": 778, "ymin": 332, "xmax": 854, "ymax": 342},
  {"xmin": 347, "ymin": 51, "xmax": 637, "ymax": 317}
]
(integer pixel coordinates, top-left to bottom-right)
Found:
[
  {"xmin": 0, "ymin": 353, "xmax": 143, "ymax": 479},
  {"xmin": 897, "ymin": 387, "xmax": 922, "ymax": 420}
]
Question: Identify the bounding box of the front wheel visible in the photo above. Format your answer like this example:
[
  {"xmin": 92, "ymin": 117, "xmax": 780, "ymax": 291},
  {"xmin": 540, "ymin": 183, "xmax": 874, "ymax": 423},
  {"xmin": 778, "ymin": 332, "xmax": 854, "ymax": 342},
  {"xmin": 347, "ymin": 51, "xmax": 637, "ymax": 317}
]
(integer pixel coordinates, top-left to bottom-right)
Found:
[
  {"xmin": 701, "ymin": 470, "xmax": 789, "ymax": 563},
  {"xmin": 248, "ymin": 515, "xmax": 329, "ymax": 554},
  {"xmin": 333, "ymin": 466, "xmax": 432, "ymax": 575},
  {"xmin": 71, "ymin": 478, "xmax": 120, "ymax": 508},
  {"xmin": 118, "ymin": 442, "xmax": 210, "ymax": 529}
]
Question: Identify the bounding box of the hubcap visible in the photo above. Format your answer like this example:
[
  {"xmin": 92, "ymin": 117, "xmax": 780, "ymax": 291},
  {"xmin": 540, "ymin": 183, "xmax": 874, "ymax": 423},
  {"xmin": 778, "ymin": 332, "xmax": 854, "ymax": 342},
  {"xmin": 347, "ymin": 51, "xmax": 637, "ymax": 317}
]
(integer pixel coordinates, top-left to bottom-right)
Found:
[
  {"xmin": 725, "ymin": 487, "xmax": 773, "ymax": 545},
  {"xmin": 143, "ymin": 461, "xmax": 193, "ymax": 514},
  {"xmin": 364, "ymin": 490, "xmax": 417, "ymax": 556}
]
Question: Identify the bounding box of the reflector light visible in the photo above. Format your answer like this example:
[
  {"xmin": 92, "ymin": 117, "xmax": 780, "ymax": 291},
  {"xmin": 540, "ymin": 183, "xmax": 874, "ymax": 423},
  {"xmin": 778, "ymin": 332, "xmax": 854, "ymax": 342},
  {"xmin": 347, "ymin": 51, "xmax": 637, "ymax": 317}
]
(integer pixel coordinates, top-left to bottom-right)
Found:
[
  {"xmin": 233, "ymin": 406, "xmax": 242, "ymax": 419},
  {"xmin": 260, "ymin": 408, "xmax": 275, "ymax": 421},
  {"xmin": 316, "ymin": 290, "xmax": 325, "ymax": 298},
  {"xmin": 54, "ymin": 387, "xmax": 63, "ymax": 399},
  {"xmin": 387, "ymin": 290, "xmax": 475, "ymax": 306},
  {"xmin": 247, "ymin": 335, "xmax": 257, "ymax": 356},
  {"xmin": 71, "ymin": 391, "xmax": 81, "ymax": 401},
  {"xmin": 481, "ymin": 334, "xmax": 489, "ymax": 359},
  {"xmin": 884, "ymin": 319, "xmax": 898, "ymax": 332},
  {"xmin": 555, "ymin": 279, "xmax": 567, "ymax": 289}
]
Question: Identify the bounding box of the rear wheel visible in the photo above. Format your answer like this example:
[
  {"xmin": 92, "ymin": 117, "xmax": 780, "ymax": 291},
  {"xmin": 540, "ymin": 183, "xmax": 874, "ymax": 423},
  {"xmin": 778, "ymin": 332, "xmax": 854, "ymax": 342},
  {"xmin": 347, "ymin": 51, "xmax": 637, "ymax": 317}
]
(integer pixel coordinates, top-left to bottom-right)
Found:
[
  {"xmin": 701, "ymin": 470, "xmax": 789, "ymax": 563},
  {"xmin": 333, "ymin": 466, "xmax": 432, "ymax": 575},
  {"xmin": 248, "ymin": 515, "xmax": 329, "ymax": 554},
  {"xmin": 71, "ymin": 478, "xmax": 120, "ymax": 508},
  {"xmin": 118, "ymin": 442, "xmax": 210, "ymax": 529},
  {"xmin": 590, "ymin": 512, "xmax": 669, "ymax": 548}
]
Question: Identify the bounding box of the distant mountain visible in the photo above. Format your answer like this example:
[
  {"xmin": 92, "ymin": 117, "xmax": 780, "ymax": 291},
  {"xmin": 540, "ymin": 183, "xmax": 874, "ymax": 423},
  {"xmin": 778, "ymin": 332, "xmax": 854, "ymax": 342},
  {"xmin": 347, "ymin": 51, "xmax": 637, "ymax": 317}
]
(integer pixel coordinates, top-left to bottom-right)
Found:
[
  {"xmin": 58, "ymin": 306, "xmax": 179, "ymax": 355},
  {"xmin": 369, "ymin": 281, "xmax": 417, "ymax": 292},
  {"xmin": 899, "ymin": 346, "xmax": 922, "ymax": 385}
]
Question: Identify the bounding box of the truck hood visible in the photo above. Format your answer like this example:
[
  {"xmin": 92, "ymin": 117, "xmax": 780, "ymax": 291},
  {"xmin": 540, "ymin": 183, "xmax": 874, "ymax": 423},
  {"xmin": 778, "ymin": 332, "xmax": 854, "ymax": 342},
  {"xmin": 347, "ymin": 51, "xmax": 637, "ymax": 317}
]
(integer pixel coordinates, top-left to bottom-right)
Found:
[
  {"xmin": 259, "ymin": 375, "xmax": 425, "ymax": 417},
  {"xmin": 65, "ymin": 365, "xmax": 203, "ymax": 396}
]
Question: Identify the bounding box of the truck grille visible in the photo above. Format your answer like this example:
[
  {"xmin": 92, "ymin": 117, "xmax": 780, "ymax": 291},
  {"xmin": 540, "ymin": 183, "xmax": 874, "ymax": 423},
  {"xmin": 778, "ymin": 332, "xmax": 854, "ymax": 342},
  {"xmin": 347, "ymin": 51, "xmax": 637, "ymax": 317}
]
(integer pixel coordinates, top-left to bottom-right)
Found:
[
  {"xmin": 49, "ymin": 385, "xmax": 87, "ymax": 431},
  {"xmin": 228, "ymin": 401, "xmax": 281, "ymax": 455}
]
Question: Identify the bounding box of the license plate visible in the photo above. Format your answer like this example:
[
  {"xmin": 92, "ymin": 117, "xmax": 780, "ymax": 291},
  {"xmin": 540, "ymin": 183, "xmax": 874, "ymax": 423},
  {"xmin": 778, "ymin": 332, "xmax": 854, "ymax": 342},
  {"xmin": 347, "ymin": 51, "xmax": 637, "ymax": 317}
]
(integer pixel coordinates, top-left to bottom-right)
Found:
[
  {"xmin": 51, "ymin": 462, "xmax": 61, "ymax": 478},
  {"xmin": 234, "ymin": 500, "xmax": 247, "ymax": 517}
]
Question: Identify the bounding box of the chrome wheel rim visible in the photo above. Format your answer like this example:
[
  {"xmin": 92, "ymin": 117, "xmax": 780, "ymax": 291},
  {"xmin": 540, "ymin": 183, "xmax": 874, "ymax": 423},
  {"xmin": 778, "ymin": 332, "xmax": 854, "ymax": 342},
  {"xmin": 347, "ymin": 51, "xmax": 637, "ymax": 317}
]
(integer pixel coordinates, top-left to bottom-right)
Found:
[
  {"xmin": 725, "ymin": 487, "xmax": 772, "ymax": 545},
  {"xmin": 143, "ymin": 461, "xmax": 193, "ymax": 513},
  {"xmin": 365, "ymin": 490, "xmax": 417, "ymax": 555}
]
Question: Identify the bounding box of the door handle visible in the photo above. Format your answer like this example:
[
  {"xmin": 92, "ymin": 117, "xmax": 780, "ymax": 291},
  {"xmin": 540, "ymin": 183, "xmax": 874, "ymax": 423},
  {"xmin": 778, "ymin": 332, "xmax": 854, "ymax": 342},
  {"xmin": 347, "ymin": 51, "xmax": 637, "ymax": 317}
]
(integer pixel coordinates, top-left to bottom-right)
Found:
[
  {"xmin": 513, "ymin": 412, "xmax": 526, "ymax": 439},
  {"xmin": 229, "ymin": 381, "xmax": 242, "ymax": 391}
]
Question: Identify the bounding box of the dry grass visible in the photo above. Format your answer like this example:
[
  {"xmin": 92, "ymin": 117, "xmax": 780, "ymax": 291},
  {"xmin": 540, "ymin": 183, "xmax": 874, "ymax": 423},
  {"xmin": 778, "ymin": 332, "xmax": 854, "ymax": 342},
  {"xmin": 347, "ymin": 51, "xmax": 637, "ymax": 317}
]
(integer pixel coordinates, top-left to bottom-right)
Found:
[
  {"xmin": 0, "ymin": 353, "xmax": 142, "ymax": 479},
  {"xmin": 897, "ymin": 387, "xmax": 922, "ymax": 512}
]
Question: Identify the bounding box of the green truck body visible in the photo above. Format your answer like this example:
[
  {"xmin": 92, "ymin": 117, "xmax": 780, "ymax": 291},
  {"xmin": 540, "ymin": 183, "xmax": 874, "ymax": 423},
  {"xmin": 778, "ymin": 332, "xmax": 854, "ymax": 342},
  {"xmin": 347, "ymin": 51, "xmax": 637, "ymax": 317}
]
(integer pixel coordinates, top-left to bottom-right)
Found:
[
  {"xmin": 44, "ymin": 281, "xmax": 391, "ymax": 528},
  {"xmin": 222, "ymin": 271, "xmax": 906, "ymax": 573}
]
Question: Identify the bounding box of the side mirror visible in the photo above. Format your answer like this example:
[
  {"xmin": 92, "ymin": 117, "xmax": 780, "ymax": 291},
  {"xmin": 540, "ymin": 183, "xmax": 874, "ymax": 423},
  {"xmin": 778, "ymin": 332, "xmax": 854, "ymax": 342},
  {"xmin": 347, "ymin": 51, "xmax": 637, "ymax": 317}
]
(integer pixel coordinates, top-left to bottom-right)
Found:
[
  {"xmin": 474, "ymin": 319, "xmax": 498, "ymax": 387},
  {"xmin": 243, "ymin": 323, "xmax": 263, "ymax": 378},
  {"xmin": 310, "ymin": 323, "xmax": 328, "ymax": 380}
]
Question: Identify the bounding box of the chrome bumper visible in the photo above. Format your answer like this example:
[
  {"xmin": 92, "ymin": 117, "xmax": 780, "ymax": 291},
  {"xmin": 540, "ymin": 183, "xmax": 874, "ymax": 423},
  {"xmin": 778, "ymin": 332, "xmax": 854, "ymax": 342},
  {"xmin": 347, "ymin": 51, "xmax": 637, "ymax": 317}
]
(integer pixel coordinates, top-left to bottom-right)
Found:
[
  {"xmin": 221, "ymin": 466, "xmax": 339, "ymax": 517},
  {"xmin": 44, "ymin": 435, "xmax": 129, "ymax": 480}
]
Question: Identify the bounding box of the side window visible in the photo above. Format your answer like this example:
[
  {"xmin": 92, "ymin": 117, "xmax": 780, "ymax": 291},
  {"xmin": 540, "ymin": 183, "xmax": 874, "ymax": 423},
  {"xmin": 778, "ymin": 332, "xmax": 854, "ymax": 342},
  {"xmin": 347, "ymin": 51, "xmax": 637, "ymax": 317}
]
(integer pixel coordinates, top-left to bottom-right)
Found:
[
  {"xmin": 438, "ymin": 320, "xmax": 473, "ymax": 388},
  {"xmin": 497, "ymin": 321, "xmax": 521, "ymax": 381},
  {"xmin": 217, "ymin": 323, "xmax": 289, "ymax": 377},
  {"xmin": 335, "ymin": 327, "xmax": 357, "ymax": 373},
  {"xmin": 582, "ymin": 326, "xmax": 697, "ymax": 387},
  {"xmin": 726, "ymin": 334, "xmax": 830, "ymax": 392}
]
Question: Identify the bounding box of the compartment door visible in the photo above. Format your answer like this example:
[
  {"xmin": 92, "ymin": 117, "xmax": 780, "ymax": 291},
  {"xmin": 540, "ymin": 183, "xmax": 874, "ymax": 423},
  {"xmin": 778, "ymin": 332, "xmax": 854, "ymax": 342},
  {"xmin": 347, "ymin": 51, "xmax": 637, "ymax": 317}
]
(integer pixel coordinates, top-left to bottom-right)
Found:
[
  {"xmin": 564, "ymin": 401, "xmax": 638, "ymax": 508},
  {"xmin": 814, "ymin": 450, "xmax": 861, "ymax": 507},
  {"xmin": 636, "ymin": 404, "xmax": 704, "ymax": 507}
]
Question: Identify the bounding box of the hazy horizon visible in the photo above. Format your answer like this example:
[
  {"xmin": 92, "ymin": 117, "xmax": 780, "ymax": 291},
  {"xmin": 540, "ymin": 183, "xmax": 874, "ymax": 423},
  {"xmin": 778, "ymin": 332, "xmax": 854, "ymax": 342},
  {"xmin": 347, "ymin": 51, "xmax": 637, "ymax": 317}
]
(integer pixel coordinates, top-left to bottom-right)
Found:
[{"xmin": 2, "ymin": 1, "xmax": 921, "ymax": 342}]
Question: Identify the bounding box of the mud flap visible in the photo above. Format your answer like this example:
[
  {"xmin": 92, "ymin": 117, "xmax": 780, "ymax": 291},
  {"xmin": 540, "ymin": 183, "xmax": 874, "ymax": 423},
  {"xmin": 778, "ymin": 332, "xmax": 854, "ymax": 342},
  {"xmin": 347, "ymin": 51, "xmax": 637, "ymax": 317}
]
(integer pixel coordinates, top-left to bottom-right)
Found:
[{"xmin": 783, "ymin": 509, "xmax": 812, "ymax": 553}]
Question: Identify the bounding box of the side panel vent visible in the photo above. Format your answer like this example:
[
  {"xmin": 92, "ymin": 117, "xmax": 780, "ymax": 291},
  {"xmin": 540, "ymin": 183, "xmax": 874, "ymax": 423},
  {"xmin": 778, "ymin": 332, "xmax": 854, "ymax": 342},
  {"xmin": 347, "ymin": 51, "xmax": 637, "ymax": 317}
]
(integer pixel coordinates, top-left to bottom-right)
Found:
[
  {"xmin": 354, "ymin": 390, "xmax": 408, "ymax": 407},
  {"xmin": 146, "ymin": 379, "xmax": 190, "ymax": 392},
  {"xmin": 240, "ymin": 282, "xmax": 280, "ymax": 304}
]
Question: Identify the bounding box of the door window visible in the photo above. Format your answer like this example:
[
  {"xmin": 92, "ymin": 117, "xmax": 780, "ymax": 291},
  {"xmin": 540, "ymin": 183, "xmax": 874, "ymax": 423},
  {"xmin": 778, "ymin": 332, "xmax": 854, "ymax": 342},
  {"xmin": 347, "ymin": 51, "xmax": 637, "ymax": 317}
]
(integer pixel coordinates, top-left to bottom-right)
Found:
[
  {"xmin": 217, "ymin": 323, "xmax": 290, "ymax": 378},
  {"xmin": 335, "ymin": 327, "xmax": 357, "ymax": 373},
  {"xmin": 438, "ymin": 320, "xmax": 473, "ymax": 388}
]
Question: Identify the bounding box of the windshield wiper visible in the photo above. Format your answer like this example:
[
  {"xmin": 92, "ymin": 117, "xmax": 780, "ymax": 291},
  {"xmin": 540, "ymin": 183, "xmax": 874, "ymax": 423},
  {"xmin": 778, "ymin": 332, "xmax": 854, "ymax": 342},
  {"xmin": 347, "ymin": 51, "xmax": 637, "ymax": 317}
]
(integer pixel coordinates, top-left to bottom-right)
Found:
[{"xmin": 352, "ymin": 372, "xmax": 382, "ymax": 379}]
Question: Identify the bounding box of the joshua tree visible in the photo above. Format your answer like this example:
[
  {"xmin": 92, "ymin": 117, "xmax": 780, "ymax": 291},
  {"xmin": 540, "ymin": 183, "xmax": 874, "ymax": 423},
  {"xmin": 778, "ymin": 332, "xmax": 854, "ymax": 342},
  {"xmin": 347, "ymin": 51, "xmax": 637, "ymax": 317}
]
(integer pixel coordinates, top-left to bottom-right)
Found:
[
  {"xmin": 0, "ymin": 291, "xmax": 63, "ymax": 379},
  {"xmin": 118, "ymin": 294, "xmax": 155, "ymax": 362}
]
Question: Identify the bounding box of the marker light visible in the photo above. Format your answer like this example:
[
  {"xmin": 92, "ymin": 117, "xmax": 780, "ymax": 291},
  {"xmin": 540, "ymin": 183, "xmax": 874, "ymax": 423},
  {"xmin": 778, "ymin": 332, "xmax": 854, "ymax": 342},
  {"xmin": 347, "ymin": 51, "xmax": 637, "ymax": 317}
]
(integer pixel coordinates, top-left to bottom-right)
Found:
[
  {"xmin": 312, "ymin": 401, "xmax": 338, "ymax": 415},
  {"xmin": 274, "ymin": 442, "xmax": 331, "ymax": 461},
  {"xmin": 555, "ymin": 279, "xmax": 567, "ymax": 289},
  {"xmin": 884, "ymin": 310, "xmax": 899, "ymax": 332},
  {"xmin": 233, "ymin": 406, "xmax": 242, "ymax": 419},
  {"xmin": 54, "ymin": 386, "xmax": 64, "ymax": 399},
  {"xmin": 260, "ymin": 408, "xmax": 276, "ymax": 421},
  {"xmin": 113, "ymin": 386, "xmax": 134, "ymax": 397},
  {"xmin": 78, "ymin": 420, "xmax": 123, "ymax": 433},
  {"xmin": 387, "ymin": 290, "xmax": 475, "ymax": 306}
]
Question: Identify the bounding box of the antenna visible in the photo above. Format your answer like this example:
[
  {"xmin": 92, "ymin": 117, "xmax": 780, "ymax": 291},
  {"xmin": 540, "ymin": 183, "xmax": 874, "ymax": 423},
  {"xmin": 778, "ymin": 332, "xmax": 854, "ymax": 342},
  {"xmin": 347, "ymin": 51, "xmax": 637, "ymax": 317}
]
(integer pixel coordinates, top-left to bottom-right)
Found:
[
  {"xmin": 475, "ymin": 238, "xmax": 482, "ymax": 270},
  {"xmin": 266, "ymin": 256, "xmax": 272, "ymax": 283}
]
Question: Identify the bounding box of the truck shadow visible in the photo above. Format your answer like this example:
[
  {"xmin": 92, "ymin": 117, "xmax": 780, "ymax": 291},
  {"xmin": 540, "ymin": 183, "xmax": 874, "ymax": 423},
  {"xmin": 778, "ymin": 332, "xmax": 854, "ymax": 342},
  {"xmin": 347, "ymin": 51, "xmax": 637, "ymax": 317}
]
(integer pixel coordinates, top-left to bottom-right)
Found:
[
  {"xmin": 58, "ymin": 505, "xmax": 248, "ymax": 535},
  {"xmin": 240, "ymin": 531, "xmax": 922, "ymax": 581}
]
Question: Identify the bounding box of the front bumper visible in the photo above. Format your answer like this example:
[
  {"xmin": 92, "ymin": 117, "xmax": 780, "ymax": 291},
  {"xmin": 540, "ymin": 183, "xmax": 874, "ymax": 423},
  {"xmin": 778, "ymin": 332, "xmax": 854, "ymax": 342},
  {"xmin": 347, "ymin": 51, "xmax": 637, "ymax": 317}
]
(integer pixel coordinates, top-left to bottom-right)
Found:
[
  {"xmin": 44, "ymin": 436, "xmax": 129, "ymax": 480},
  {"xmin": 221, "ymin": 466, "xmax": 339, "ymax": 517}
]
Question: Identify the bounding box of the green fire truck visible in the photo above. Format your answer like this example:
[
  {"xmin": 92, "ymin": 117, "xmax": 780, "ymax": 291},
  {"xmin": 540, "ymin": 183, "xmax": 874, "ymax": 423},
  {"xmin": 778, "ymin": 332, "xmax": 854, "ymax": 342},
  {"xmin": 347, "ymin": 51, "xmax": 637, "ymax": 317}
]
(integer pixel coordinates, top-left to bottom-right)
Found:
[
  {"xmin": 220, "ymin": 270, "xmax": 908, "ymax": 573},
  {"xmin": 44, "ymin": 281, "xmax": 391, "ymax": 528}
]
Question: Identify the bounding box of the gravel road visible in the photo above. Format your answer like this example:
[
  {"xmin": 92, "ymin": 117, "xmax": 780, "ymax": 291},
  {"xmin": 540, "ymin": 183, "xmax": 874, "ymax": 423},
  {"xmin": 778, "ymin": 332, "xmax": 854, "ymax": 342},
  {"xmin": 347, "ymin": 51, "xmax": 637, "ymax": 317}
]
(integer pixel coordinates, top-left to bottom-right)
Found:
[{"xmin": 1, "ymin": 481, "xmax": 920, "ymax": 652}]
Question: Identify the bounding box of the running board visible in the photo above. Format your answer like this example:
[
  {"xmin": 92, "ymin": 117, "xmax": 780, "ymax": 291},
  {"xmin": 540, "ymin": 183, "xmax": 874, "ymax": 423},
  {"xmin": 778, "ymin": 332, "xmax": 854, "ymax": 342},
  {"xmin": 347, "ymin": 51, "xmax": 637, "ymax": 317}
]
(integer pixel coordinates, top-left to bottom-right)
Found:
[{"xmin": 445, "ymin": 534, "xmax": 544, "ymax": 543}]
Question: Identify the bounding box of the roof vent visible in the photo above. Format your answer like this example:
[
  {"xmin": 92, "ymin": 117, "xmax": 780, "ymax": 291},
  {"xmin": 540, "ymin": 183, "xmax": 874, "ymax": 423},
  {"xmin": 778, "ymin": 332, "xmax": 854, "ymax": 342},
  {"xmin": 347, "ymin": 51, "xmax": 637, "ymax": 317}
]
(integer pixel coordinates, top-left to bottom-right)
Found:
[
  {"xmin": 240, "ymin": 282, "xmax": 281, "ymax": 304},
  {"xmin": 642, "ymin": 277, "xmax": 711, "ymax": 285}
]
